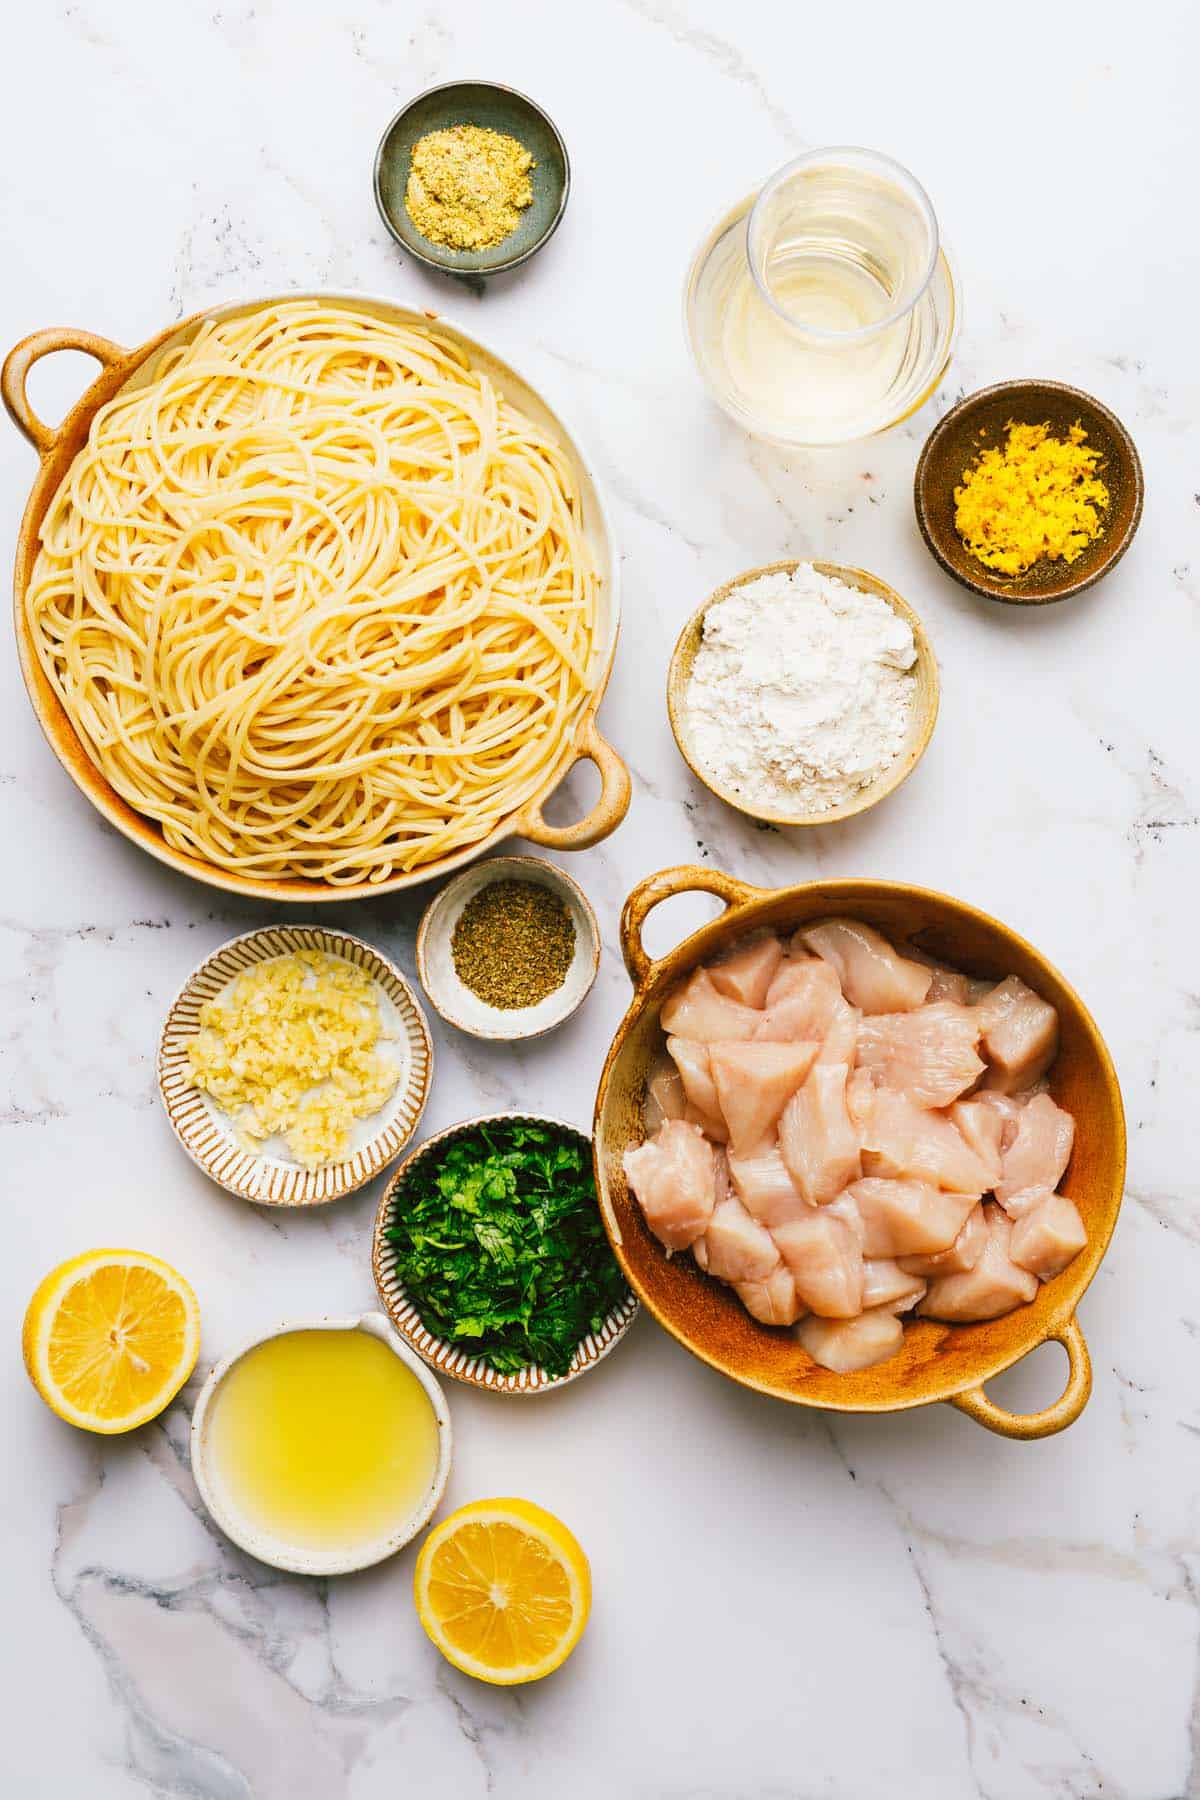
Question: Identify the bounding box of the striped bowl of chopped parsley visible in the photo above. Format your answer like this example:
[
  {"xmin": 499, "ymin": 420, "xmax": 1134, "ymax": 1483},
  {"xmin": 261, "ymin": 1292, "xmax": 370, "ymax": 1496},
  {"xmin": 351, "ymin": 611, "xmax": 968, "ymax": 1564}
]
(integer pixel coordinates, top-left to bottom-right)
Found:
[{"xmin": 371, "ymin": 1113, "xmax": 637, "ymax": 1393}]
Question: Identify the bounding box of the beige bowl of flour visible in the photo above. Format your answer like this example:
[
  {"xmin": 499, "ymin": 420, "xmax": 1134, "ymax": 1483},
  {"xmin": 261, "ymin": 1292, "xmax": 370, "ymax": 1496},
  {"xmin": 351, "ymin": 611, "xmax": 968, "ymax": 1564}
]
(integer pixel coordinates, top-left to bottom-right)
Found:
[{"xmin": 666, "ymin": 560, "xmax": 939, "ymax": 828}]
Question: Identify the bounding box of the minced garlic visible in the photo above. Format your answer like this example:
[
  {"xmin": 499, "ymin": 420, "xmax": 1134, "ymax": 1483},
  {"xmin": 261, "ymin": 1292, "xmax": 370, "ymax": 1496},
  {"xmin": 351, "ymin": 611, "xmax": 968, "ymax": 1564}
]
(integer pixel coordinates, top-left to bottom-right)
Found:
[
  {"xmin": 405, "ymin": 124, "xmax": 534, "ymax": 252},
  {"xmin": 186, "ymin": 950, "xmax": 399, "ymax": 1168},
  {"xmin": 953, "ymin": 421, "xmax": 1110, "ymax": 576}
]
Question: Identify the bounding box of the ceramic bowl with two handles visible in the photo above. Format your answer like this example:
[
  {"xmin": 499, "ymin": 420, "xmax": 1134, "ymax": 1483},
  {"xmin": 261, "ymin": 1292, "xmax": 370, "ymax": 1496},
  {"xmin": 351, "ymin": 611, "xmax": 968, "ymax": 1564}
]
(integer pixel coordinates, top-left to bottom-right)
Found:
[{"xmin": 592, "ymin": 865, "xmax": 1125, "ymax": 1440}]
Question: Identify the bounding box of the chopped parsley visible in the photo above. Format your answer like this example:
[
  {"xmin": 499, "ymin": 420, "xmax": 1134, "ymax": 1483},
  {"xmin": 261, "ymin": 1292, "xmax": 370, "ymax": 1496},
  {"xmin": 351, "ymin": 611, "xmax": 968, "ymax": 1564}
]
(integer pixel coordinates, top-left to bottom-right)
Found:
[{"xmin": 385, "ymin": 1119, "xmax": 629, "ymax": 1377}]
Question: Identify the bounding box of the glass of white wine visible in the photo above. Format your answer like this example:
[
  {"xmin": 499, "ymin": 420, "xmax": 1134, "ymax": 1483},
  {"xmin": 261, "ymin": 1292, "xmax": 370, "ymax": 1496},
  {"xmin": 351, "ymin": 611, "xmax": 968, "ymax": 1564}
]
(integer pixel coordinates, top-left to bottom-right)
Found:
[{"xmin": 686, "ymin": 147, "xmax": 959, "ymax": 447}]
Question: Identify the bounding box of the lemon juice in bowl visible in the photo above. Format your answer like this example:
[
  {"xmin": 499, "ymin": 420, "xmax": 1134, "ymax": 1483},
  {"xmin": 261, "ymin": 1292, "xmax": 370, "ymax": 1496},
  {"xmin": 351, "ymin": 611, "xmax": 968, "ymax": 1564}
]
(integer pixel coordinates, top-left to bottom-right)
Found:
[{"xmin": 192, "ymin": 1315, "xmax": 450, "ymax": 1574}]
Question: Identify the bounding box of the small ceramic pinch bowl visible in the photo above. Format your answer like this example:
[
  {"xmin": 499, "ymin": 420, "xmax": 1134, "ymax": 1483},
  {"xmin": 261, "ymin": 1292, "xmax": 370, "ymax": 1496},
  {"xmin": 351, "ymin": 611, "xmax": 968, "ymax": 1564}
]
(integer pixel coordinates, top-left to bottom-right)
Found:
[
  {"xmin": 158, "ymin": 925, "xmax": 433, "ymax": 1206},
  {"xmin": 416, "ymin": 854, "xmax": 600, "ymax": 1042},
  {"xmin": 374, "ymin": 81, "xmax": 570, "ymax": 277},
  {"xmin": 914, "ymin": 379, "xmax": 1144, "ymax": 604},
  {"xmin": 190, "ymin": 1311, "xmax": 452, "ymax": 1576},
  {"xmin": 667, "ymin": 559, "xmax": 940, "ymax": 827},
  {"xmin": 373, "ymin": 1112, "xmax": 638, "ymax": 1394}
]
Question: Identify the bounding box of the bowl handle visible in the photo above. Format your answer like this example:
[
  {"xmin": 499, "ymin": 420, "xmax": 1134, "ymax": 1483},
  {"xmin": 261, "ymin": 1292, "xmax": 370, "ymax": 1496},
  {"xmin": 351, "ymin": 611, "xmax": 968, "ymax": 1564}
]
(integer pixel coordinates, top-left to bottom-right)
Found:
[
  {"xmin": 948, "ymin": 1316, "xmax": 1091, "ymax": 1440},
  {"xmin": 620, "ymin": 864, "xmax": 766, "ymax": 987},
  {"xmin": 513, "ymin": 717, "xmax": 631, "ymax": 852},
  {"xmin": 2, "ymin": 326, "xmax": 126, "ymax": 456}
]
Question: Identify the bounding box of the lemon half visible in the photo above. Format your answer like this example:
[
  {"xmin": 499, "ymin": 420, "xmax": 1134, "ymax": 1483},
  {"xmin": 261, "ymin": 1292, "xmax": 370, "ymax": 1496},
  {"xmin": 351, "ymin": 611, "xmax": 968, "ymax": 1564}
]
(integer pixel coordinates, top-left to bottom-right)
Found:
[
  {"xmin": 414, "ymin": 1497, "xmax": 591, "ymax": 1685},
  {"xmin": 22, "ymin": 1249, "xmax": 201, "ymax": 1434}
]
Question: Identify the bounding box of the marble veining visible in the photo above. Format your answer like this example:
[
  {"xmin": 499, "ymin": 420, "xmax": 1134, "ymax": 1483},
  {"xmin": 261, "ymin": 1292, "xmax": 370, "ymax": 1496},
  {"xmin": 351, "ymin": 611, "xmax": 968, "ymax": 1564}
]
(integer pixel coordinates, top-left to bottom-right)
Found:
[{"xmin": 2, "ymin": 1, "xmax": 1197, "ymax": 1795}]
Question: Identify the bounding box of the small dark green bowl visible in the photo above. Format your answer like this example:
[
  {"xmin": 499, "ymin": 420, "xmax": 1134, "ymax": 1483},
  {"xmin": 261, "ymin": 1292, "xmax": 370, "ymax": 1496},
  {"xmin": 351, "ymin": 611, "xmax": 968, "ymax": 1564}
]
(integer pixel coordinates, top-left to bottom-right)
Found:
[
  {"xmin": 914, "ymin": 379, "xmax": 1144, "ymax": 605},
  {"xmin": 373, "ymin": 81, "xmax": 570, "ymax": 278}
]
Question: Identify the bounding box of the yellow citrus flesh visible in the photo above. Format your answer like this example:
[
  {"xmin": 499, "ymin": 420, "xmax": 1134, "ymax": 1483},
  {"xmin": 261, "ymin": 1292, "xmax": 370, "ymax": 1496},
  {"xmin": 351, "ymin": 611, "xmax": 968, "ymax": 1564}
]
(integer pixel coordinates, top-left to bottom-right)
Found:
[
  {"xmin": 414, "ymin": 1498, "xmax": 591, "ymax": 1685},
  {"xmin": 22, "ymin": 1250, "xmax": 201, "ymax": 1434}
]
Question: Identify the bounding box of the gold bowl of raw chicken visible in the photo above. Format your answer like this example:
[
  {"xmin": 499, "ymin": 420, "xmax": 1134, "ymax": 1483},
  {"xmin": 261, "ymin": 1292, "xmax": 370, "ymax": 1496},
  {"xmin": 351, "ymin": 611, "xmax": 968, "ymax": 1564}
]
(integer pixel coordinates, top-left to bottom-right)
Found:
[{"xmin": 592, "ymin": 866, "xmax": 1125, "ymax": 1439}]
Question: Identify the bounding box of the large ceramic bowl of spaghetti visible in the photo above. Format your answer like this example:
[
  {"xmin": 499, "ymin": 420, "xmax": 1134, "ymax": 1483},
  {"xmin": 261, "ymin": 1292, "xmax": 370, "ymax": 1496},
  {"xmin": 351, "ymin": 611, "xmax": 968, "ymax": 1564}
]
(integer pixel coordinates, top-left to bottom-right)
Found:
[{"xmin": 2, "ymin": 295, "xmax": 628, "ymax": 898}]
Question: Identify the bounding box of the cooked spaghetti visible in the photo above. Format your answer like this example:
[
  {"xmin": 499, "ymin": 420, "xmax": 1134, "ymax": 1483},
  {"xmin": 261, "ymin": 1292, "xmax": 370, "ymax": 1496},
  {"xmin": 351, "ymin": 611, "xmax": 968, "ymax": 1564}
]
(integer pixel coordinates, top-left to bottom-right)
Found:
[{"xmin": 26, "ymin": 300, "xmax": 598, "ymax": 884}]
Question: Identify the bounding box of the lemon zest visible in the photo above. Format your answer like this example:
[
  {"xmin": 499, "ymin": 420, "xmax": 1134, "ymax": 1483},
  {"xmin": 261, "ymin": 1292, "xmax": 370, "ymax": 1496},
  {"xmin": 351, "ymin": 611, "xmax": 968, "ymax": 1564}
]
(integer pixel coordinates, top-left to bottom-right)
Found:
[{"xmin": 953, "ymin": 420, "xmax": 1110, "ymax": 577}]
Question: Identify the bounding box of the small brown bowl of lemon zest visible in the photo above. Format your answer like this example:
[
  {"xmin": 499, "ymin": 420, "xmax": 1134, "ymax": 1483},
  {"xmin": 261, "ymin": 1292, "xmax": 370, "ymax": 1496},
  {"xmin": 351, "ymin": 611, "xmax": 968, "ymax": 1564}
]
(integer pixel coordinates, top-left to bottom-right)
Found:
[{"xmin": 914, "ymin": 379, "xmax": 1144, "ymax": 605}]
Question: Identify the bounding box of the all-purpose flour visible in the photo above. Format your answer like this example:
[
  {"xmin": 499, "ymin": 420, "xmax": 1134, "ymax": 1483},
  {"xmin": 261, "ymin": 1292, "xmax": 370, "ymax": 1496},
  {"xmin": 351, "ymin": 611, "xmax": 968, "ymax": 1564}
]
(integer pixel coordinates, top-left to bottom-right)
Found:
[{"xmin": 683, "ymin": 564, "xmax": 918, "ymax": 815}]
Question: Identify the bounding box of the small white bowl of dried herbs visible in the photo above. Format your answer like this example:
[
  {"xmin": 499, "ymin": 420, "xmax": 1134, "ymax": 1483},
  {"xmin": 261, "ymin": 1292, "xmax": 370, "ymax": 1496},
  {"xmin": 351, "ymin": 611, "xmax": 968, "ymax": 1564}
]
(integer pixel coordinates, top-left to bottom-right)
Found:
[{"xmin": 415, "ymin": 855, "xmax": 600, "ymax": 1042}]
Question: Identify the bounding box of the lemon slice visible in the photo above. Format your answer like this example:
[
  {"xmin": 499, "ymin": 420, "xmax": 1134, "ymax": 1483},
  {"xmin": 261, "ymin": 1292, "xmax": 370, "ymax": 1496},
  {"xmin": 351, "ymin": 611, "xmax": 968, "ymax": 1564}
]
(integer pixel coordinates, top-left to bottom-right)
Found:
[
  {"xmin": 22, "ymin": 1249, "xmax": 201, "ymax": 1434},
  {"xmin": 414, "ymin": 1498, "xmax": 591, "ymax": 1685}
]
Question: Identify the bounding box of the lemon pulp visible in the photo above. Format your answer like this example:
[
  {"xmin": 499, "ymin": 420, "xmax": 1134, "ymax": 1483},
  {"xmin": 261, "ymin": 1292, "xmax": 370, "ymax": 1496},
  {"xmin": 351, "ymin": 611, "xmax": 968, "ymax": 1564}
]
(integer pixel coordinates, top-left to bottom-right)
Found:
[
  {"xmin": 414, "ymin": 1498, "xmax": 591, "ymax": 1684},
  {"xmin": 22, "ymin": 1249, "xmax": 201, "ymax": 1434},
  {"xmin": 207, "ymin": 1329, "xmax": 439, "ymax": 1553}
]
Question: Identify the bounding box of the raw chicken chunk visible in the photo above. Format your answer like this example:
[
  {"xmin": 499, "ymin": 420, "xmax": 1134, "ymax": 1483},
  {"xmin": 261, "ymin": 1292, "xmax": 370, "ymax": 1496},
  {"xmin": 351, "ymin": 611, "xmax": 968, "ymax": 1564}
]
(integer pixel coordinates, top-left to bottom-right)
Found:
[
  {"xmin": 861, "ymin": 1090, "xmax": 995, "ymax": 1195},
  {"xmin": 848, "ymin": 1178, "xmax": 978, "ymax": 1258},
  {"xmin": 694, "ymin": 1191, "xmax": 781, "ymax": 1283},
  {"xmin": 994, "ymin": 1093, "xmax": 1075, "ymax": 1208},
  {"xmin": 666, "ymin": 1037, "xmax": 728, "ymax": 1142},
  {"xmin": 623, "ymin": 1119, "xmax": 717, "ymax": 1251},
  {"xmin": 754, "ymin": 959, "xmax": 842, "ymax": 1043},
  {"xmin": 681, "ymin": 1104, "xmax": 721, "ymax": 1137},
  {"xmin": 824, "ymin": 1189, "xmax": 866, "ymax": 1246},
  {"xmin": 766, "ymin": 953, "xmax": 838, "ymax": 1005},
  {"xmin": 947, "ymin": 1098, "xmax": 1006, "ymax": 1188},
  {"xmin": 974, "ymin": 976, "xmax": 1059, "ymax": 1094},
  {"xmin": 816, "ymin": 997, "xmax": 862, "ymax": 1066},
  {"xmin": 708, "ymin": 934, "xmax": 783, "ymax": 1008},
  {"xmin": 1009, "ymin": 1192, "xmax": 1087, "ymax": 1280},
  {"xmin": 691, "ymin": 1151, "xmax": 730, "ymax": 1273},
  {"xmin": 660, "ymin": 968, "xmax": 760, "ymax": 1043},
  {"xmin": 632, "ymin": 918, "xmax": 1079, "ymax": 1365},
  {"xmin": 914, "ymin": 963, "xmax": 995, "ymax": 1005},
  {"xmin": 736, "ymin": 1265, "xmax": 804, "ymax": 1327},
  {"xmin": 778, "ymin": 1063, "xmax": 862, "ymax": 1206},
  {"xmin": 899, "ymin": 1203, "xmax": 988, "ymax": 1277},
  {"xmin": 856, "ymin": 1003, "xmax": 985, "ymax": 1108},
  {"xmin": 799, "ymin": 918, "xmax": 933, "ymax": 1014},
  {"xmin": 644, "ymin": 1055, "xmax": 686, "ymax": 1132},
  {"xmin": 709, "ymin": 1040, "xmax": 819, "ymax": 1156},
  {"xmin": 918, "ymin": 1205, "xmax": 1039, "ymax": 1322},
  {"xmin": 923, "ymin": 963, "xmax": 974, "ymax": 1005},
  {"xmin": 727, "ymin": 1146, "xmax": 809, "ymax": 1229},
  {"xmin": 773, "ymin": 1212, "xmax": 865, "ymax": 1318},
  {"xmin": 798, "ymin": 1308, "xmax": 905, "ymax": 1373},
  {"xmin": 846, "ymin": 1066, "xmax": 876, "ymax": 1131},
  {"xmin": 861, "ymin": 1259, "xmax": 928, "ymax": 1312},
  {"xmin": 713, "ymin": 1146, "xmax": 731, "ymax": 1204}
]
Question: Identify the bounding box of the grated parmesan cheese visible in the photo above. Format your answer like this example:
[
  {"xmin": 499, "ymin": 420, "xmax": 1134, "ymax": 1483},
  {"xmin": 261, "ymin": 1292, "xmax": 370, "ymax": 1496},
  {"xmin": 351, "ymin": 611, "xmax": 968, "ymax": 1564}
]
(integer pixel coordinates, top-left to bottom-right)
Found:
[{"xmin": 186, "ymin": 950, "xmax": 400, "ymax": 1168}]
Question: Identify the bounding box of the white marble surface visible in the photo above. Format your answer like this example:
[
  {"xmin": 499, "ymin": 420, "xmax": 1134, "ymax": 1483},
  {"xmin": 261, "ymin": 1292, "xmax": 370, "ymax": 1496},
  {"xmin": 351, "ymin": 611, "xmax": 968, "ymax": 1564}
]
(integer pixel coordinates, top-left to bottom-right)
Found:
[{"xmin": 2, "ymin": 3, "xmax": 1197, "ymax": 1795}]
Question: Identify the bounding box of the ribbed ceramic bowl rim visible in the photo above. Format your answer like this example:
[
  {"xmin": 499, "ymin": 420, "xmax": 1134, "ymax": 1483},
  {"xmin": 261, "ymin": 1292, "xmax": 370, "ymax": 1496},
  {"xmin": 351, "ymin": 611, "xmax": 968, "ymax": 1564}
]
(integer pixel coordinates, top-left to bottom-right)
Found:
[
  {"xmin": 158, "ymin": 925, "xmax": 433, "ymax": 1206},
  {"xmin": 372, "ymin": 80, "xmax": 571, "ymax": 276},
  {"xmin": 372, "ymin": 1111, "xmax": 638, "ymax": 1394},
  {"xmin": 189, "ymin": 1310, "xmax": 452, "ymax": 1576},
  {"xmin": 415, "ymin": 854, "xmax": 602, "ymax": 1041}
]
